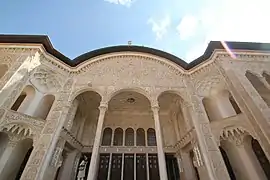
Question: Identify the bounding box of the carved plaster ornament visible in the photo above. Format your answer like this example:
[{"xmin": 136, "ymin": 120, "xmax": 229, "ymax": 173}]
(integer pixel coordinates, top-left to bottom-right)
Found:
[
  {"xmin": 220, "ymin": 126, "xmax": 247, "ymax": 146},
  {"xmin": 30, "ymin": 68, "xmax": 62, "ymax": 93},
  {"xmin": 0, "ymin": 122, "xmax": 33, "ymax": 137},
  {"xmin": 193, "ymin": 145, "xmax": 204, "ymax": 167}
]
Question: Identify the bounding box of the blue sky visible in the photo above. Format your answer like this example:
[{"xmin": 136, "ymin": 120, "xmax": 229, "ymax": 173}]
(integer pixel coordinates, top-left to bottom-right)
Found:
[{"xmin": 1, "ymin": 0, "xmax": 270, "ymax": 62}]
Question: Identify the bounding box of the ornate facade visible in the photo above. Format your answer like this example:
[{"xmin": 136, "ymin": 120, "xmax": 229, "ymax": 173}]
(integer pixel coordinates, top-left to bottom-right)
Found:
[{"xmin": 0, "ymin": 35, "xmax": 269, "ymax": 180}]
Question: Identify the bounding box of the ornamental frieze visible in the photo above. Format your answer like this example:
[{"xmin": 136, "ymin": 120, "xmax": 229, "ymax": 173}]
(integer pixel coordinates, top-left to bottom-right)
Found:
[{"xmin": 30, "ymin": 67, "xmax": 64, "ymax": 93}]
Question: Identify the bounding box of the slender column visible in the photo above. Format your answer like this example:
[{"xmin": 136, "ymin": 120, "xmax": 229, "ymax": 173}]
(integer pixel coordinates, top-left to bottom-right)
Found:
[
  {"xmin": 87, "ymin": 103, "xmax": 108, "ymax": 180},
  {"xmin": 181, "ymin": 151, "xmax": 197, "ymax": 180},
  {"xmin": 58, "ymin": 150, "xmax": 79, "ymax": 180},
  {"xmin": 222, "ymin": 135, "xmax": 267, "ymax": 180},
  {"xmin": 0, "ymin": 138, "xmax": 19, "ymax": 179},
  {"xmin": 151, "ymin": 105, "xmax": 168, "ymax": 180},
  {"xmin": 22, "ymin": 91, "xmax": 44, "ymax": 116}
]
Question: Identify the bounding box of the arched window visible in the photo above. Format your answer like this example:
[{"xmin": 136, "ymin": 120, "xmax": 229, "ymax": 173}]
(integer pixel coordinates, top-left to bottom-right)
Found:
[
  {"xmin": 33, "ymin": 94, "xmax": 55, "ymax": 119},
  {"xmin": 251, "ymin": 138, "xmax": 270, "ymax": 179},
  {"xmin": 113, "ymin": 128, "xmax": 123, "ymax": 146},
  {"xmin": 125, "ymin": 128, "xmax": 134, "ymax": 146},
  {"xmin": 102, "ymin": 128, "xmax": 112, "ymax": 146},
  {"xmin": 147, "ymin": 128, "xmax": 156, "ymax": 146},
  {"xmin": 245, "ymin": 71, "xmax": 270, "ymax": 106},
  {"xmin": 11, "ymin": 85, "xmax": 35, "ymax": 112},
  {"xmin": 136, "ymin": 128, "xmax": 145, "ymax": 146},
  {"xmin": 229, "ymin": 95, "xmax": 241, "ymax": 114}
]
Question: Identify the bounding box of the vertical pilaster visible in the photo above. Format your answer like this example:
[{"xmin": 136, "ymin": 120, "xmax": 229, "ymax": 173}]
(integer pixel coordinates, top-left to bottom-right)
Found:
[
  {"xmin": 87, "ymin": 103, "xmax": 108, "ymax": 180},
  {"xmin": 0, "ymin": 137, "xmax": 19, "ymax": 179},
  {"xmin": 151, "ymin": 104, "xmax": 168, "ymax": 180},
  {"xmin": 184, "ymin": 76, "xmax": 230, "ymax": 180},
  {"xmin": 20, "ymin": 78, "xmax": 75, "ymax": 180}
]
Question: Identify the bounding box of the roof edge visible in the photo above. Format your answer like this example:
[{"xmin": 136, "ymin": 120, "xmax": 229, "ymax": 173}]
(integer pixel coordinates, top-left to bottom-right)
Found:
[{"xmin": 1, "ymin": 34, "xmax": 270, "ymax": 70}]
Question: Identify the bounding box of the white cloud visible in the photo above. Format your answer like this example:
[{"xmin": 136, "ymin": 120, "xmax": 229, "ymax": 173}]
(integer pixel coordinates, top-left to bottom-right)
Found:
[
  {"xmin": 176, "ymin": 15, "xmax": 198, "ymax": 40},
  {"xmin": 104, "ymin": 0, "xmax": 134, "ymax": 7},
  {"xmin": 177, "ymin": 0, "xmax": 270, "ymax": 62},
  {"xmin": 148, "ymin": 15, "xmax": 171, "ymax": 40}
]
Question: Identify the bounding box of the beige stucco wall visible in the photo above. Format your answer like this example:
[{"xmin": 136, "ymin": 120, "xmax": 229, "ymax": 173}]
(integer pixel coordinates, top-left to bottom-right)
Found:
[{"xmin": 0, "ymin": 44, "xmax": 269, "ymax": 180}]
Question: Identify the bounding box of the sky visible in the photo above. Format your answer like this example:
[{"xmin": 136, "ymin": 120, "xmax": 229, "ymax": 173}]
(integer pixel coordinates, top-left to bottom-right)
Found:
[{"xmin": 1, "ymin": 0, "xmax": 270, "ymax": 62}]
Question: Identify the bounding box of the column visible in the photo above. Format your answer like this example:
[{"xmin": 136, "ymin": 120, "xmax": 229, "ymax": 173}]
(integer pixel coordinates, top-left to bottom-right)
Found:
[
  {"xmin": 0, "ymin": 138, "xmax": 19, "ymax": 179},
  {"xmin": 151, "ymin": 105, "xmax": 168, "ymax": 180},
  {"xmin": 215, "ymin": 93, "xmax": 236, "ymax": 119},
  {"xmin": 87, "ymin": 103, "xmax": 108, "ymax": 180},
  {"xmin": 20, "ymin": 79, "xmax": 75, "ymax": 180},
  {"xmin": 222, "ymin": 136, "xmax": 267, "ymax": 180},
  {"xmin": 22, "ymin": 91, "xmax": 44, "ymax": 116},
  {"xmin": 58, "ymin": 150, "xmax": 79, "ymax": 180}
]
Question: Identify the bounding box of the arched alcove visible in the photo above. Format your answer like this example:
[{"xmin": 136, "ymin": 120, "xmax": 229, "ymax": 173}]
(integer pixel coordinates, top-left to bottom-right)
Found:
[
  {"xmin": 245, "ymin": 71, "xmax": 270, "ymax": 106},
  {"xmin": 72, "ymin": 91, "xmax": 102, "ymax": 145},
  {"xmin": 33, "ymin": 94, "xmax": 55, "ymax": 119},
  {"xmin": 203, "ymin": 90, "xmax": 241, "ymax": 122},
  {"xmin": 11, "ymin": 85, "xmax": 35, "ymax": 112},
  {"xmin": 125, "ymin": 128, "xmax": 134, "ymax": 146},
  {"xmin": 251, "ymin": 138, "xmax": 270, "ymax": 179},
  {"xmin": 147, "ymin": 128, "xmax": 157, "ymax": 146},
  {"xmin": 0, "ymin": 138, "xmax": 33, "ymax": 180},
  {"xmin": 158, "ymin": 91, "xmax": 188, "ymax": 144},
  {"xmin": 136, "ymin": 128, "xmax": 145, "ymax": 146}
]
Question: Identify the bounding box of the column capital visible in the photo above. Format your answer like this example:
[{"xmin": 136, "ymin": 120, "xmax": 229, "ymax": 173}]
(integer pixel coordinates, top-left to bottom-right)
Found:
[
  {"xmin": 151, "ymin": 105, "xmax": 160, "ymax": 112},
  {"xmin": 99, "ymin": 103, "xmax": 108, "ymax": 111}
]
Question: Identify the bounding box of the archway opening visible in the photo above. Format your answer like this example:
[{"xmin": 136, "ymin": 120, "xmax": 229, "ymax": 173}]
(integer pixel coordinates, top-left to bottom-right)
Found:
[
  {"xmin": 98, "ymin": 90, "xmax": 155, "ymax": 180},
  {"xmin": 245, "ymin": 71, "xmax": 270, "ymax": 106},
  {"xmin": 251, "ymin": 138, "xmax": 270, "ymax": 179},
  {"xmin": 158, "ymin": 92, "xmax": 188, "ymax": 180},
  {"xmin": 11, "ymin": 85, "xmax": 35, "ymax": 112},
  {"xmin": 203, "ymin": 90, "xmax": 241, "ymax": 122},
  {"xmin": 0, "ymin": 138, "xmax": 33, "ymax": 180},
  {"xmin": 0, "ymin": 64, "xmax": 8, "ymax": 79},
  {"xmin": 62, "ymin": 91, "xmax": 101, "ymax": 180},
  {"xmin": 33, "ymin": 94, "xmax": 55, "ymax": 119}
]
